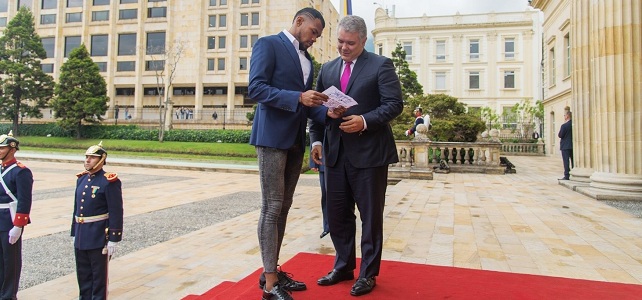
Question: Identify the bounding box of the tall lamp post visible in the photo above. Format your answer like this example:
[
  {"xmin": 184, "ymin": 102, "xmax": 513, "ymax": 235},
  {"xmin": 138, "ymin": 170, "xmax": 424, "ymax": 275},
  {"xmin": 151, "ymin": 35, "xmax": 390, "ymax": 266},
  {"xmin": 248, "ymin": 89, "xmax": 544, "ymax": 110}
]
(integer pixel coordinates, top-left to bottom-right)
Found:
[{"xmin": 223, "ymin": 104, "xmax": 226, "ymax": 130}]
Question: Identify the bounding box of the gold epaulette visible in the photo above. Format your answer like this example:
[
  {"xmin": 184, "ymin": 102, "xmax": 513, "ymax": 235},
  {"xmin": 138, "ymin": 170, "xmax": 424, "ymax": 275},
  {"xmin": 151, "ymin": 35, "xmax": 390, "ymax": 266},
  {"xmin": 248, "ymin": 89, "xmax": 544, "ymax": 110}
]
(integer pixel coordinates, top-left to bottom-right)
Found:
[
  {"xmin": 105, "ymin": 172, "xmax": 119, "ymax": 182},
  {"xmin": 16, "ymin": 161, "xmax": 27, "ymax": 169},
  {"xmin": 76, "ymin": 171, "xmax": 89, "ymax": 178}
]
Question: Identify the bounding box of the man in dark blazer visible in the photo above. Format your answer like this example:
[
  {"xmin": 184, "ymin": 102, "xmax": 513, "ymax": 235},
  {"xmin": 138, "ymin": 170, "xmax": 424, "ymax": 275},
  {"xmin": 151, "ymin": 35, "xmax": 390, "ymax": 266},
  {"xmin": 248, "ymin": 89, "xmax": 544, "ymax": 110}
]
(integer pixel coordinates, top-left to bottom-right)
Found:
[
  {"xmin": 558, "ymin": 110, "xmax": 573, "ymax": 180},
  {"xmin": 309, "ymin": 15, "xmax": 403, "ymax": 297},
  {"xmin": 248, "ymin": 7, "xmax": 344, "ymax": 300}
]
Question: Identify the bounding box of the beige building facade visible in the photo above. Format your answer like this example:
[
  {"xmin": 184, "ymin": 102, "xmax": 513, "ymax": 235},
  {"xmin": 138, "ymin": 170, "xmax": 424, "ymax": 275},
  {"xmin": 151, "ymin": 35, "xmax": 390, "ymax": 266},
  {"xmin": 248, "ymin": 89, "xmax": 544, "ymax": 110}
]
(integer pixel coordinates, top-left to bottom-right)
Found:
[
  {"xmin": 0, "ymin": 0, "xmax": 339, "ymax": 124},
  {"xmin": 531, "ymin": 0, "xmax": 642, "ymax": 200},
  {"xmin": 372, "ymin": 8, "xmax": 543, "ymax": 132}
]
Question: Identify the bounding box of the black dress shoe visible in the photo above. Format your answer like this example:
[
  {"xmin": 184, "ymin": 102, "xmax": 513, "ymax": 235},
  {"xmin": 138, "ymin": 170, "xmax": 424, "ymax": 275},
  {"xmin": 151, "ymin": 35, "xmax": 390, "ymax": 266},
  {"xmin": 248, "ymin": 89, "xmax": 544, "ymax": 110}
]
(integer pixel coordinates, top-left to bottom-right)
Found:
[
  {"xmin": 559, "ymin": 177, "xmax": 569, "ymax": 180},
  {"xmin": 262, "ymin": 283, "xmax": 293, "ymax": 300},
  {"xmin": 320, "ymin": 231, "xmax": 329, "ymax": 239},
  {"xmin": 350, "ymin": 277, "xmax": 376, "ymax": 296},
  {"xmin": 259, "ymin": 267, "xmax": 307, "ymax": 291},
  {"xmin": 317, "ymin": 269, "xmax": 354, "ymax": 286}
]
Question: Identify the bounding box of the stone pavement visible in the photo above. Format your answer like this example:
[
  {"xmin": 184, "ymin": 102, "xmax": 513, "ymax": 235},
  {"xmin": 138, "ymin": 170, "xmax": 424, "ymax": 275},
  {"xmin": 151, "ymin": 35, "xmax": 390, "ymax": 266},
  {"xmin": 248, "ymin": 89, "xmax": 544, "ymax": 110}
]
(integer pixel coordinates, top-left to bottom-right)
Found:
[{"xmin": 13, "ymin": 152, "xmax": 642, "ymax": 299}]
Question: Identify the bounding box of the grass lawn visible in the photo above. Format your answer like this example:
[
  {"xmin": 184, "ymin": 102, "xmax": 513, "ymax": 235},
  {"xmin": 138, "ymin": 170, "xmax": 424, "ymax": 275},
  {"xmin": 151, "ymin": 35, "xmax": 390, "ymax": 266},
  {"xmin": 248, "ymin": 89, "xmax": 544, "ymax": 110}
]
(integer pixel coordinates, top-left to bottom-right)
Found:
[{"xmin": 19, "ymin": 137, "xmax": 258, "ymax": 163}]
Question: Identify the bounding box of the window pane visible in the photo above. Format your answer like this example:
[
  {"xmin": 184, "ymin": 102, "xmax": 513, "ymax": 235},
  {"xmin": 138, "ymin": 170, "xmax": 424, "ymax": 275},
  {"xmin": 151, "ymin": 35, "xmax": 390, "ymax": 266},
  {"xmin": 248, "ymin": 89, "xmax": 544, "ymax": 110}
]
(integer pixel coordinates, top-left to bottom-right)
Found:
[
  {"xmin": 118, "ymin": 33, "xmax": 136, "ymax": 55},
  {"xmin": 252, "ymin": 0, "xmax": 259, "ymax": 3},
  {"xmin": 67, "ymin": 0, "xmax": 82, "ymax": 7},
  {"xmin": 0, "ymin": 0, "xmax": 7, "ymax": 12},
  {"xmin": 0, "ymin": 17, "xmax": 5, "ymax": 26},
  {"xmin": 207, "ymin": 37, "xmax": 215, "ymax": 49},
  {"xmin": 240, "ymin": 13, "xmax": 248, "ymax": 26},
  {"xmin": 19, "ymin": 0, "xmax": 33, "ymax": 9},
  {"xmin": 436, "ymin": 72, "xmax": 445, "ymax": 90},
  {"xmin": 469, "ymin": 72, "xmax": 479, "ymax": 89},
  {"xmin": 66, "ymin": 12, "xmax": 82, "ymax": 23},
  {"xmin": 251, "ymin": 12, "xmax": 259, "ymax": 25},
  {"xmin": 209, "ymin": 0, "xmax": 216, "ymax": 6},
  {"xmin": 146, "ymin": 32, "xmax": 166, "ymax": 54},
  {"xmin": 241, "ymin": 0, "xmax": 248, "ymax": 4},
  {"xmin": 119, "ymin": 9, "xmax": 137, "ymax": 19},
  {"xmin": 91, "ymin": 34, "xmax": 108, "ymax": 56},
  {"xmin": 217, "ymin": 58, "xmax": 225, "ymax": 70},
  {"xmin": 40, "ymin": 14, "xmax": 56, "ymax": 25},
  {"xmin": 240, "ymin": 35, "xmax": 248, "ymax": 48},
  {"xmin": 219, "ymin": 14, "xmax": 226, "ymax": 27},
  {"xmin": 504, "ymin": 71, "xmax": 515, "ymax": 88},
  {"xmin": 251, "ymin": 35, "xmax": 258, "ymax": 47},
  {"xmin": 41, "ymin": 37, "xmax": 55, "ymax": 58},
  {"xmin": 116, "ymin": 88, "xmax": 135, "ymax": 95},
  {"xmin": 239, "ymin": 57, "xmax": 247, "ymax": 70},
  {"xmin": 95, "ymin": 62, "xmax": 107, "ymax": 72},
  {"xmin": 148, "ymin": 7, "xmax": 166, "ymax": 18},
  {"xmin": 403, "ymin": 41, "xmax": 412, "ymax": 60},
  {"xmin": 41, "ymin": 63, "xmax": 54, "ymax": 73},
  {"xmin": 436, "ymin": 41, "xmax": 445, "ymax": 61},
  {"xmin": 219, "ymin": 0, "xmax": 226, "ymax": 5},
  {"xmin": 42, "ymin": 0, "xmax": 57, "ymax": 9},
  {"xmin": 117, "ymin": 61, "xmax": 135, "ymax": 71},
  {"xmin": 145, "ymin": 60, "xmax": 165, "ymax": 71},
  {"xmin": 120, "ymin": 0, "xmax": 137, "ymax": 3},
  {"xmin": 207, "ymin": 59, "xmax": 215, "ymax": 71},
  {"xmin": 92, "ymin": 10, "xmax": 109, "ymax": 21},
  {"xmin": 64, "ymin": 36, "xmax": 81, "ymax": 57},
  {"xmin": 93, "ymin": 0, "xmax": 109, "ymax": 5},
  {"xmin": 208, "ymin": 15, "xmax": 216, "ymax": 27},
  {"xmin": 505, "ymin": 38, "xmax": 515, "ymax": 59},
  {"xmin": 218, "ymin": 36, "xmax": 226, "ymax": 49}
]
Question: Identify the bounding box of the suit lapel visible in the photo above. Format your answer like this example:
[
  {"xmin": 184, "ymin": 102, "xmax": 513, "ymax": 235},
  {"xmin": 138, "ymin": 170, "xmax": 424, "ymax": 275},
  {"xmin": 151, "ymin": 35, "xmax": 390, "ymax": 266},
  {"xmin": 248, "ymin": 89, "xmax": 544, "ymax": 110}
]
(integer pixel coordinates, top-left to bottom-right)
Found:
[
  {"xmin": 344, "ymin": 51, "xmax": 369, "ymax": 94},
  {"xmin": 278, "ymin": 32, "xmax": 305, "ymax": 85}
]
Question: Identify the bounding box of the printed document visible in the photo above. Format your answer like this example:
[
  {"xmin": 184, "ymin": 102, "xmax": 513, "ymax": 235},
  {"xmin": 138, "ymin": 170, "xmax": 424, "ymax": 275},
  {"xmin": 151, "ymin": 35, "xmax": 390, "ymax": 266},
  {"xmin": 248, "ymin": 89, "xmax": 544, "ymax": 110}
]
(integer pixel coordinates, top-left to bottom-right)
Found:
[{"xmin": 322, "ymin": 86, "xmax": 358, "ymax": 110}]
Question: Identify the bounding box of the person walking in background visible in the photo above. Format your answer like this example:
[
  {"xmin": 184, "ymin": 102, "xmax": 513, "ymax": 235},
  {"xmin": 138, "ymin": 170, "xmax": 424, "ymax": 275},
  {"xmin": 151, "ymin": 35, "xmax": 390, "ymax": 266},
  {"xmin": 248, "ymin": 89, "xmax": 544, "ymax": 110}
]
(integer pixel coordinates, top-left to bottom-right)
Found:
[
  {"xmin": 248, "ymin": 7, "xmax": 345, "ymax": 300},
  {"xmin": 72, "ymin": 142, "xmax": 123, "ymax": 300},
  {"xmin": 558, "ymin": 109, "xmax": 573, "ymax": 180},
  {"xmin": 0, "ymin": 131, "xmax": 33, "ymax": 300},
  {"xmin": 310, "ymin": 15, "xmax": 403, "ymax": 297}
]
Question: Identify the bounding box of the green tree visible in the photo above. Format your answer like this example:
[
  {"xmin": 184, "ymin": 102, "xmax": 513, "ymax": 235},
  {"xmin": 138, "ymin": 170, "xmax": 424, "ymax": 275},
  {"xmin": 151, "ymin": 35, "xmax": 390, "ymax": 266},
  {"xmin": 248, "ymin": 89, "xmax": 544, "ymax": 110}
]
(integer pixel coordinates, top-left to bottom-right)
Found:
[
  {"xmin": 51, "ymin": 45, "xmax": 108, "ymax": 138},
  {"xmin": 392, "ymin": 94, "xmax": 485, "ymax": 142},
  {"xmin": 390, "ymin": 43, "xmax": 423, "ymax": 101},
  {"xmin": 0, "ymin": 7, "xmax": 54, "ymax": 135}
]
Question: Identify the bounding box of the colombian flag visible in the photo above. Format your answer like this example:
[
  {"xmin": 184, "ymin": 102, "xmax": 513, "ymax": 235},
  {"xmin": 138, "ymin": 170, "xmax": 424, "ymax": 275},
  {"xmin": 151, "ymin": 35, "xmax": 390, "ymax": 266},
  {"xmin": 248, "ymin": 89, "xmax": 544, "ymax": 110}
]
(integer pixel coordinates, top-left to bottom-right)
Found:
[{"xmin": 341, "ymin": 0, "xmax": 352, "ymax": 16}]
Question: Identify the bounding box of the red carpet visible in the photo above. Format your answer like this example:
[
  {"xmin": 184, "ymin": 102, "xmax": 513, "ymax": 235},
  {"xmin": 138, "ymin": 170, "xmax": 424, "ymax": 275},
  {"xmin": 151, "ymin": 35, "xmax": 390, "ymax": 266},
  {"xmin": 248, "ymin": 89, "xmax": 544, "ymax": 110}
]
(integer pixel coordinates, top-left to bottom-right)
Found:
[{"xmin": 183, "ymin": 252, "xmax": 642, "ymax": 299}]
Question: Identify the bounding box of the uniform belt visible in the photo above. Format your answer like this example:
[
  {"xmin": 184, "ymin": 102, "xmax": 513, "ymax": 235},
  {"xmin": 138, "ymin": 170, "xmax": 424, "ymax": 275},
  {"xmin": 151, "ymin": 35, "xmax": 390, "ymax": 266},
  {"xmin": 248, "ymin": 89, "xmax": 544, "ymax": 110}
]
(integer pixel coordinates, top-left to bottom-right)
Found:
[
  {"xmin": 75, "ymin": 213, "xmax": 109, "ymax": 224},
  {"xmin": 0, "ymin": 203, "xmax": 10, "ymax": 209}
]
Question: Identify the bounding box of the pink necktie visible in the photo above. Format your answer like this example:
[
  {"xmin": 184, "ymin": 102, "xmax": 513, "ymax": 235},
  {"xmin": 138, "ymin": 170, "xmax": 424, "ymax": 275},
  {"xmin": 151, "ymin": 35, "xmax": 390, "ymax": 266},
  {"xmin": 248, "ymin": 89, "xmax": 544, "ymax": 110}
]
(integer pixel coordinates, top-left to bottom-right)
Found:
[{"xmin": 340, "ymin": 61, "xmax": 352, "ymax": 93}]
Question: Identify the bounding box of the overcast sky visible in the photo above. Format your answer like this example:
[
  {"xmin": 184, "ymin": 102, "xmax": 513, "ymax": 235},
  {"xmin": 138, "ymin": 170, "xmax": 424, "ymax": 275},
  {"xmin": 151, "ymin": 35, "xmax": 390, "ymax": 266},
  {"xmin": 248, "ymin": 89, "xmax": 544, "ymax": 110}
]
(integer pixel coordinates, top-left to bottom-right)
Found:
[
  {"xmin": 326, "ymin": 0, "xmax": 532, "ymax": 51},
  {"xmin": 329, "ymin": 0, "xmax": 532, "ymax": 31}
]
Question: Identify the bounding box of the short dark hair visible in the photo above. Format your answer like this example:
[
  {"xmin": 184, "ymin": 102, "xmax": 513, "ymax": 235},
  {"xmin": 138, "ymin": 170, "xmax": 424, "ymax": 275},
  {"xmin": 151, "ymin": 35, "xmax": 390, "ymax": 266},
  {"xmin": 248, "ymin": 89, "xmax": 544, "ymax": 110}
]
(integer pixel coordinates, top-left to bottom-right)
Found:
[
  {"xmin": 414, "ymin": 107, "xmax": 423, "ymax": 114},
  {"xmin": 293, "ymin": 7, "xmax": 326, "ymax": 28}
]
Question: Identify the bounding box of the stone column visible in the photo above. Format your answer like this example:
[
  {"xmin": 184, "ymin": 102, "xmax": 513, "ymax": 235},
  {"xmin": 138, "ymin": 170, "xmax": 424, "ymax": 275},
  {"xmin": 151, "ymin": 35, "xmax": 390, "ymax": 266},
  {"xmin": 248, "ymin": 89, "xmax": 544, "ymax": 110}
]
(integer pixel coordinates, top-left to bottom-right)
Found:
[
  {"xmin": 572, "ymin": 0, "xmax": 642, "ymax": 199},
  {"xmin": 569, "ymin": 0, "xmax": 594, "ymax": 183}
]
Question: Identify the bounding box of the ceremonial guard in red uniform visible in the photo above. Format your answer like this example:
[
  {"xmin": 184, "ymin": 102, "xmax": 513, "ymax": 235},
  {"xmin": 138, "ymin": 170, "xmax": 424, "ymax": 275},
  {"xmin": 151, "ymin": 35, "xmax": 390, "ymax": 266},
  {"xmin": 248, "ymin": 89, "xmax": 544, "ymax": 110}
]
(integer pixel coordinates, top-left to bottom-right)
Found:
[
  {"xmin": 0, "ymin": 131, "xmax": 33, "ymax": 300},
  {"xmin": 71, "ymin": 142, "xmax": 123, "ymax": 300}
]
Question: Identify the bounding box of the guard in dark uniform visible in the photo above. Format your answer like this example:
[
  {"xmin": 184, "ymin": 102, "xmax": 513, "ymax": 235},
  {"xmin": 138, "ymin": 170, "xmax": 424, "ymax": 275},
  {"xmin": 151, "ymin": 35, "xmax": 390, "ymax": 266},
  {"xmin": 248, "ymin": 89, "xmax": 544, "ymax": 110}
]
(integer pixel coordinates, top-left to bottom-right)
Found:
[
  {"xmin": 0, "ymin": 131, "xmax": 33, "ymax": 300},
  {"xmin": 71, "ymin": 142, "xmax": 123, "ymax": 300}
]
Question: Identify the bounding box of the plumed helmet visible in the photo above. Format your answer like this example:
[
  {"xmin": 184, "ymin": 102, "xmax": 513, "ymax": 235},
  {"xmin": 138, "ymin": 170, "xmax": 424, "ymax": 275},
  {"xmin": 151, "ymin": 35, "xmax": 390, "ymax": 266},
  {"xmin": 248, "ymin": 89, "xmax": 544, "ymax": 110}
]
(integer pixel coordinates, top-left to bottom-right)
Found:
[
  {"xmin": 85, "ymin": 141, "xmax": 107, "ymax": 157},
  {"xmin": 0, "ymin": 131, "xmax": 19, "ymax": 150}
]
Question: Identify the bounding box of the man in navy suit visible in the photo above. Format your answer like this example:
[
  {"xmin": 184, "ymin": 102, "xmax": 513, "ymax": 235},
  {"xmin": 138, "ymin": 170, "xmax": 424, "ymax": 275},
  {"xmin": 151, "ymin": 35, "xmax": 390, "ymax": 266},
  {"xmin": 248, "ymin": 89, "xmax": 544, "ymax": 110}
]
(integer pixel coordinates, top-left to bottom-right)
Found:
[
  {"xmin": 248, "ymin": 7, "xmax": 344, "ymax": 300},
  {"xmin": 558, "ymin": 110, "xmax": 573, "ymax": 180},
  {"xmin": 310, "ymin": 15, "xmax": 403, "ymax": 297}
]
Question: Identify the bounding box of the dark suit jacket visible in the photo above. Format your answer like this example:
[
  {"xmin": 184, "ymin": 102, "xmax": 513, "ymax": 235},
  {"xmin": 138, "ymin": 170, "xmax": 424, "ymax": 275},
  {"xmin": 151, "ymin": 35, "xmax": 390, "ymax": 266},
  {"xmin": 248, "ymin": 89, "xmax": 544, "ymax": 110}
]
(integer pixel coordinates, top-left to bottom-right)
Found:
[
  {"xmin": 248, "ymin": 31, "xmax": 327, "ymax": 150},
  {"xmin": 558, "ymin": 120, "xmax": 572, "ymax": 150},
  {"xmin": 310, "ymin": 50, "xmax": 403, "ymax": 168}
]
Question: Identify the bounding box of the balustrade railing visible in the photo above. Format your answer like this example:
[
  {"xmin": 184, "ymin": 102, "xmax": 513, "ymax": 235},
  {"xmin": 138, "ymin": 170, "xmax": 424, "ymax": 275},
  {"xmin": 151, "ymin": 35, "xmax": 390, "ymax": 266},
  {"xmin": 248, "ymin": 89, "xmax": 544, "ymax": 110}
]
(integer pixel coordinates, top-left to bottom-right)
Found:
[
  {"xmin": 500, "ymin": 141, "xmax": 545, "ymax": 156},
  {"xmin": 390, "ymin": 140, "xmax": 505, "ymax": 179}
]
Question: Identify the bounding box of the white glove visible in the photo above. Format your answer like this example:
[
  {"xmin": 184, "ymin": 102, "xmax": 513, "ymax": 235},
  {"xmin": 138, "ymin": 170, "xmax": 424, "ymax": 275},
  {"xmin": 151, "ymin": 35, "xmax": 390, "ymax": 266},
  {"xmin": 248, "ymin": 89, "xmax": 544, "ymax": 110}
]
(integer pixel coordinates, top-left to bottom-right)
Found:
[
  {"xmin": 8, "ymin": 226, "xmax": 22, "ymax": 244},
  {"xmin": 107, "ymin": 241, "xmax": 118, "ymax": 257},
  {"xmin": 405, "ymin": 130, "xmax": 410, "ymax": 136}
]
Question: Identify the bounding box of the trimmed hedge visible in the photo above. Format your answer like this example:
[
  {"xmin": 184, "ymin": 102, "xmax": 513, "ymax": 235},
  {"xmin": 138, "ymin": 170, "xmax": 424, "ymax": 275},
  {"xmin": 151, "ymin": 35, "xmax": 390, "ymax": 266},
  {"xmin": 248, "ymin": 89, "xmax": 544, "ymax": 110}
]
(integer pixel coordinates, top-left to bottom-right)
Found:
[{"xmin": 0, "ymin": 123, "xmax": 252, "ymax": 144}]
